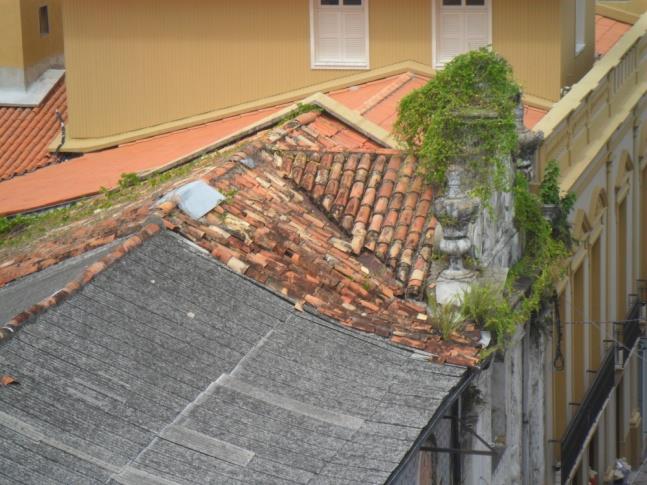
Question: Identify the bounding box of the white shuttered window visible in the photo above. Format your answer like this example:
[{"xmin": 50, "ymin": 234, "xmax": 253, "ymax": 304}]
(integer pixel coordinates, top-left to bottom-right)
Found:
[{"xmin": 311, "ymin": 0, "xmax": 369, "ymax": 69}]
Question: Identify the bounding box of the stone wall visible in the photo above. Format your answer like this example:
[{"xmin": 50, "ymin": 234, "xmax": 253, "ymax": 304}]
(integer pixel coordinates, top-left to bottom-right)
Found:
[
  {"xmin": 468, "ymin": 161, "xmax": 522, "ymax": 270},
  {"xmin": 458, "ymin": 323, "xmax": 546, "ymax": 485}
]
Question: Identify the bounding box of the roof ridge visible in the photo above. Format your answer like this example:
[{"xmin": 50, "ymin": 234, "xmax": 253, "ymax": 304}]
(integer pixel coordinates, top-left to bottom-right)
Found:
[
  {"xmin": 0, "ymin": 218, "xmax": 163, "ymax": 346},
  {"xmin": 359, "ymin": 72, "xmax": 415, "ymax": 115}
]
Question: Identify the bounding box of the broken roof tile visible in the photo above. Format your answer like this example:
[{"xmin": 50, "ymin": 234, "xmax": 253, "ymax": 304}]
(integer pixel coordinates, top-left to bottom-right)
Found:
[{"xmin": 152, "ymin": 142, "xmax": 480, "ymax": 366}]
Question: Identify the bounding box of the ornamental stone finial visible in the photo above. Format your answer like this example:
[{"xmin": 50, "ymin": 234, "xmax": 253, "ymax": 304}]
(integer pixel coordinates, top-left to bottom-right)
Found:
[{"xmin": 432, "ymin": 110, "xmax": 486, "ymax": 305}]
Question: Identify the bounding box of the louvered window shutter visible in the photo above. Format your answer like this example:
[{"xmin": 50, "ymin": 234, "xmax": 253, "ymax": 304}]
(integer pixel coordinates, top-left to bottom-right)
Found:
[
  {"xmin": 313, "ymin": 0, "xmax": 368, "ymax": 68},
  {"xmin": 342, "ymin": 10, "xmax": 366, "ymax": 63}
]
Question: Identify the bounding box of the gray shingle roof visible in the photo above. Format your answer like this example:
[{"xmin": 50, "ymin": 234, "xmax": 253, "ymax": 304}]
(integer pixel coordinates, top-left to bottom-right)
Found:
[{"xmin": 0, "ymin": 231, "xmax": 465, "ymax": 485}]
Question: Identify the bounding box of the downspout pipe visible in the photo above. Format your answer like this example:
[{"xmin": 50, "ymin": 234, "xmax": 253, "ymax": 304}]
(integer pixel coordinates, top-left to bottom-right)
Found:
[
  {"xmin": 55, "ymin": 110, "xmax": 66, "ymax": 159},
  {"xmin": 384, "ymin": 363, "xmax": 482, "ymax": 484}
]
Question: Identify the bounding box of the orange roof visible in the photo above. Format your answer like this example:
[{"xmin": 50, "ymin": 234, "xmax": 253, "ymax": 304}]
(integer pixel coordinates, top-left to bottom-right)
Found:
[
  {"xmin": 272, "ymin": 111, "xmax": 381, "ymax": 151},
  {"xmin": 596, "ymin": 14, "xmax": 631, "ymax": 56},
  {"xmin": 0, "ymin": 72, "xmax": 545, "ymax": 216},
  {"xmin": 0, "ymin": 79, "xmax": 67, "ymax": 181},
  {"xmin": 329, "ymin": 72, "xmax": 545, "ymax": 131},
  {"xmin": 524, "ymin": 105, "xmax": 547, "ymax": 130},
  {"xmin": 162, "ymin": 141, "xmax": 481, "ymax": 366},
  {"xmin": 0, "ymin": 104, "xmax": 284, "ymax": 215},
  {"xmin": 0, "ymin": 116, "xmax": 485, "ymax": 366}
]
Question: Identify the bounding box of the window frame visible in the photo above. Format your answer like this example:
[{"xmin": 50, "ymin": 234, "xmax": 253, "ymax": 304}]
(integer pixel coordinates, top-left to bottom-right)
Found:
[
  {"xmin": 309, "ymin": 0, "xmax": 370, "ymax": 70},
  {"xmin": 432, "ymin": 0, "xmax": 492, "ymax": 69},
  {"xmin": 39, "ymin": 5, "xmax": 50, "ymax": 37}
]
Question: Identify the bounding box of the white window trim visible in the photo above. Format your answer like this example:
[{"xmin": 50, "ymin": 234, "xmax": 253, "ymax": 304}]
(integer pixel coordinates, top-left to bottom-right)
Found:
[
  {"xmin": 309, "ymin": 0, "xmax": 370, "ymax": 70},
  {"xmin": 431, "ymin": 0, "xmax": 493, "ymax": 70}
]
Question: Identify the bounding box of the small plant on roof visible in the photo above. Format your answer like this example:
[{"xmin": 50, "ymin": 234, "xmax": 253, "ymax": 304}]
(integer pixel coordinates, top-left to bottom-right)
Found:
[
  {"xmin": 118, "ymin": 172, "xmax": 141, "ymax": 189},
  {"xmin": 394, "ymin": 48, "xmax": 520, "ymax": 203},
  {"xmin": 428, "ymin": 295, "xmax": 464, "ymax": 340},
  {"xmin": 281, "ymin": 102, "xmax": 323, "ymax": 124},
  {"xmin": 461, "ymin": 282, "xmax": 518, "ymax": 347}
]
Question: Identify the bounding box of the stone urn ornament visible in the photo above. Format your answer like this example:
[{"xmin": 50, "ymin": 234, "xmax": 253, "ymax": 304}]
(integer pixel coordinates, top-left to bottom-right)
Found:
[
  {"xmin": 431, "ymin": 109, "xmax": 495, "ymax": 305},
  {"xmin": 434, "ymin": 165, "xmax": 480, "ymax": 305}
]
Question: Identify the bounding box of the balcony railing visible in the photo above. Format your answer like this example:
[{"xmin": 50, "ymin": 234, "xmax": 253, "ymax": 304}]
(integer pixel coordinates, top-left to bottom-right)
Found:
[
  {"xmin": 560, "ymin": 349, "xmax": 615, "ymax": 484},
  {"xmin": 560, "ymin": 283, "xmax": 646, "ymax": 484},
  {"xmin": 621, "ymin": 299, "xmax": 643, "ymax": 364}
]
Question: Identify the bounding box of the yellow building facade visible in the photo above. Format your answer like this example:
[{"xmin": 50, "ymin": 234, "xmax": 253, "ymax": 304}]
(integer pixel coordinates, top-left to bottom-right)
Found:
[
  {"xmin": 60, "ymin": 0, "xmax": 595, "ymax": 151},
  {"xmin": 0, "ymin": 0, "xmax": 63, "ymax": 93},
  {"xmin": 535, "ymin": 10, "xmax": 647, "ymax": 482}
]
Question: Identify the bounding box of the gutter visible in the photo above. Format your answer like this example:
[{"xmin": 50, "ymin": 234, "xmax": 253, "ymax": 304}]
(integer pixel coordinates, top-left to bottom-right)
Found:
[{"xmin": 384, "ymin": 363, "xmax": 481, "ymax": 484}]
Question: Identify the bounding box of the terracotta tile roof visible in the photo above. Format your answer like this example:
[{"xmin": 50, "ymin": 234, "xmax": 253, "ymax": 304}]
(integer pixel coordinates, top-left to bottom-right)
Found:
[
  {"xmin": 159, "ymin": 141, "xmax": 481, "ymax": 366},
  {"xmin": 0, "ymin": 79, "xmax": 66, "ymax": 181},
  {"xmin": 0, "ymin": 104, "xmax": 286, "ymax": 216},
  {"xmin": 275, "ymin": 148, "xmax": 435, "ymax": 299},
  {"xmin": 0, "ymin": 133, "xmax": 482, "ymax": 366},
  {"xmin": 0, "ymin": 202, "xmax": 152, "ymax": 287},
  {"xmin": 272, "ymin": 111, "xmax": 381, "ymax": 151},
  {"xmin": 596, "ymin": 14, "xmax": 631, "ymax": 56},
  {"xmin": 524, "ymin": 105, "xmax": 547, "ymax": 130},
  {"xmin": 0, "ymin": 71, "xmax": 545, "ymax": 216}
]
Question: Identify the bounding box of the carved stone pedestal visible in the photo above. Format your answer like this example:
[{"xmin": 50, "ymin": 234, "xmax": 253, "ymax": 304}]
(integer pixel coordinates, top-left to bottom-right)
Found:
[{"xmin": 433, "ymin": 164, "xmax": 479, "ymax": 305}]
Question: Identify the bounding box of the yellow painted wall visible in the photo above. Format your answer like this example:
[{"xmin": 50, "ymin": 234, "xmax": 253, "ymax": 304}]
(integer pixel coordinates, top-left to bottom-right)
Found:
[
  {"xmin": 617, "ymin": 198, "xmax": 628, "ymax": 320},
  {"xmin": 0, "ymin": 0, "xmax": 63, "ymax": 73},
  {"xmin": 589, "ymin": 238, "xmax": 601, "ymax": 370},
  {"xmin": 63, "ymin": 0, "xmax": 432, "ymax": 140},
  {"xmin": 0, "ymin": 0, "xmax": 24, "ymax": 68},
  {"xmin": 572, "ymin": 266, "xmax": 585, "ymax": 403},
  {"xmin": 553, "ymin": 291, "xmax": 568, "ymax": 461},
  {"xmin": 561, "ymin": 0, "xmax": 596, "ymax": 88},
  {"xmin": 19, "ymin": 0, "xmax": 64, "ymax": 68},
  {"xmin": 598, "ymin": 0, "xmax": 647, "ymax": 24},
  {"xmin": 492, "ymin": 0, "xmax": 563, "ymax": 102},
  {"xmin": 63, "ymin": 0, "xmax": 584, "ymax": 145}
]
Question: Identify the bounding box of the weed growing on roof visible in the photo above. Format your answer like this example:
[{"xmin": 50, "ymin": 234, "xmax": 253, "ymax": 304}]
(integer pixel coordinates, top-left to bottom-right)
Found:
[
  {"xmin": 427, "ymin": 295, "xmax": 464, "ymax": 340},
  {"xmin": 0, "ymin": 213, "xmax": 41, "ymax": 238},
  {"xmin": 280, "ymin": 102, "xmax": 324, "ymax": 125},
  {"xmin": 395, "ymin": 48, "xmax": 520, "ymax": 204},
  {"xmin": 461, "ymin": 282, "xmax": 518, "ymax": 349},
  {"xmin": 0, "ymin": 148, "xmax": 226, "ymax": 250},
  {"xmin": 223, "ymin": 188, "xmax": 239, "ymax": 203},
  {"xmin": 118, "ymin": 172, "xmax": 141, "ymax": 189}
]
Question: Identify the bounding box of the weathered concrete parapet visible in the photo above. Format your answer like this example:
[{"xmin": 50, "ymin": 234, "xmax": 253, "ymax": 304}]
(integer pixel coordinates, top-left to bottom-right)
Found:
[
  {"xmin": 469, "ymin": 161, "xmax": 521, "ymax": 269},
  {"xmin": 470, "ymin": 94, "xmax": 544, "ymax": 272}
]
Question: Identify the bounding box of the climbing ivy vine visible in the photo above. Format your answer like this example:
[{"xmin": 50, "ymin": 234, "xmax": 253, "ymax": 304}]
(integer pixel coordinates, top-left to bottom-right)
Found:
[
  {"xmin": 394, "ymin": 49, "xmax": 576, "ymax": 349},
  {"xmin": 394, "ymin": 48, "xmax": 520, "ymax": 202},
  {"xmin": 460, "ymin": 168, "xmax": 575, "ymax": 351}
]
